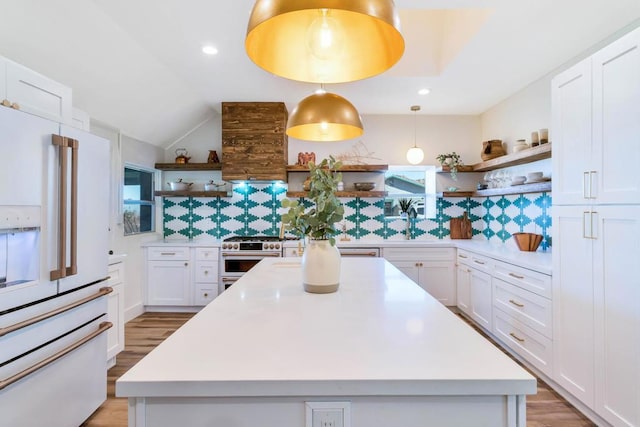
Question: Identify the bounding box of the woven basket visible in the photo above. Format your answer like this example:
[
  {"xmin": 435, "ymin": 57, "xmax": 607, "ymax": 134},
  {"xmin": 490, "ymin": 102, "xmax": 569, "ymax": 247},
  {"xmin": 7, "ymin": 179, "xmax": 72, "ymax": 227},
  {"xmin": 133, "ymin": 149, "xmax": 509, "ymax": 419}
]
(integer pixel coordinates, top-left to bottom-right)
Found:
[{"xmin": 481, "ymin": 140, "xmax": 505, "ymax": 161}]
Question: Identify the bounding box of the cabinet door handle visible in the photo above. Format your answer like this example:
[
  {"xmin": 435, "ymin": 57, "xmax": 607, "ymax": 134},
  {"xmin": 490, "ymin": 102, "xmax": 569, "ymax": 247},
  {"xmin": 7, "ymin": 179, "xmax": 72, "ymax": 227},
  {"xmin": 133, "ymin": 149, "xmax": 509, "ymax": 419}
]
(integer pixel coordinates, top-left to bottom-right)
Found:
[
  {"xmin": 458, "ymin": 254, "xmax": 468, "ymax": 259},
  {"xmin": 509, "ymin": 332, "xmax": 525, "ymax": 342},
  {"xmin": 589, "ymin": 171, "xmax": 597, "ymax": 199},
  {"xmin": 591, "ymin": 211, "xmax": 598, "ymax": 240},
  {"xmin": 509, "ymin": 299, "xmax": 524, "ymax": 308},
  {"xmin": 508, "ymin": 272, "xmax": 524, "ymax": 280},
  {"xmin": 204, "ymin": 270, "xmax": 209, "ymax": 275},
  {"xmin": 184, "ymin": 262, "xmax": 188, "ymax": 267},
  {"xmin": 204, "ymin": 293, "xmax": 209, "ymax": 298},
  {"xmin": 473, "ymin": 260, "xmax": 486, "ymax": 265},
  {"xmin": 583, "ymin": 171, "xmax": 590, "ymax": 199},
  {"xmin": 583, "ymin": 211, "xmax": 591, "ymax": 239}
]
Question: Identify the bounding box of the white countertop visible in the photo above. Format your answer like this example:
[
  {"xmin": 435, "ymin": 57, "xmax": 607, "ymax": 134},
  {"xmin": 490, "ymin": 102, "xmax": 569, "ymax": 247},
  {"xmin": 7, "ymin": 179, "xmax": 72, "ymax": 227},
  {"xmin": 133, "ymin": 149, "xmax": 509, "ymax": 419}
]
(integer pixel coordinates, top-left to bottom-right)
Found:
[{"xmin": 116, "ymin": 258, "xmax": 536, "ymax": 399}]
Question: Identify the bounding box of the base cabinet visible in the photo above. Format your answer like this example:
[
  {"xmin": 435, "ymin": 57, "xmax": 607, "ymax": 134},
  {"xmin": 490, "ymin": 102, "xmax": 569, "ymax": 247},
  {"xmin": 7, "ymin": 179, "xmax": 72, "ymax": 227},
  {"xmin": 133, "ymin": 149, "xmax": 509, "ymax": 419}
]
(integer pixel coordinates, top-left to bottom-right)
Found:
[
  {"xmin": 384, "ymin": 247, "xmax": 456, "ymax": 306},
  {"xmin": 145, "ymin": 246, "xmax": 219, "ymax": 308},
  {"xmin": 456, "ymin": 250, "xmax": 493, "ymax": 330}
]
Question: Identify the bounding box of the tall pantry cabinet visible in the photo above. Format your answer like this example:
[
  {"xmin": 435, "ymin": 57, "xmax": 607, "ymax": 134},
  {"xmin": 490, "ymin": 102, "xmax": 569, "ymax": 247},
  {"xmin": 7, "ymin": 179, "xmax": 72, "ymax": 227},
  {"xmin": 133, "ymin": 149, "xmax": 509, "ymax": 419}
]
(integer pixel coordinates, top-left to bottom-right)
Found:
[{"xmin": 552, "ymin": 27, "xmax": 640, "ymax": 427}]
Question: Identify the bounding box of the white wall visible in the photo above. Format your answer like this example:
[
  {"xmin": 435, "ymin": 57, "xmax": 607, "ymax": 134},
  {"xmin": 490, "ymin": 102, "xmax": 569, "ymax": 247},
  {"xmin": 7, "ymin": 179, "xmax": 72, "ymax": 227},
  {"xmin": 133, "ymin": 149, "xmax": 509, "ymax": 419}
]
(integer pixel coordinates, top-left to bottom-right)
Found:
[{"xmin": 171, "ymin": 113, "xmax": 482, "ymax": 167}]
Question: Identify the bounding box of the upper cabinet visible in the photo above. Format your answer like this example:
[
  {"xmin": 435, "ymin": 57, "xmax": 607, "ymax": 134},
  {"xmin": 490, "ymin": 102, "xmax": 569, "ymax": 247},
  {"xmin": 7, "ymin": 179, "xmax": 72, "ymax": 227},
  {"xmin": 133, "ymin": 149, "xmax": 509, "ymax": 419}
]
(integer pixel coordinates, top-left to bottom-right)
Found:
[
  {"xmin": 0, "ymin": 56, "xmax": 72, "ymax": 125},
  {"xmin": 221, "ymin": 102, "xmax": 288, "ymax": 182},
  {"xmin": 552, "ymin": 28, "xmax": 640, "ymax": 205}
]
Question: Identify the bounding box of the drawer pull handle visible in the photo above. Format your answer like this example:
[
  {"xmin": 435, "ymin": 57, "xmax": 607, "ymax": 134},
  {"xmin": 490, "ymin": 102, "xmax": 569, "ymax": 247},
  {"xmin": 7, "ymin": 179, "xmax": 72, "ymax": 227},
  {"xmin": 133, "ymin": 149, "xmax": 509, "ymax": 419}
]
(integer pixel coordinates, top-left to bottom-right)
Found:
[
  {"xmin": 509, "ymin": 299, "xmax": 524, "ymax": 308},
  {"xmin": 160, "ymin": 252, "xmax": 176, "ymax": 255},
  {"xmin": 473, "ymin": 260, "xmax": 486, "ymax": 265},
  {"xmin": 508, "ymin": 272, "xmax": 524, "ymax": 279},
  {"xmin": 458, "ymin": 254, "xmax": 468, "ymax": 259},
  {"xmin": 510, "ymin": 332, "xmax": 525, "ymax": 342}
]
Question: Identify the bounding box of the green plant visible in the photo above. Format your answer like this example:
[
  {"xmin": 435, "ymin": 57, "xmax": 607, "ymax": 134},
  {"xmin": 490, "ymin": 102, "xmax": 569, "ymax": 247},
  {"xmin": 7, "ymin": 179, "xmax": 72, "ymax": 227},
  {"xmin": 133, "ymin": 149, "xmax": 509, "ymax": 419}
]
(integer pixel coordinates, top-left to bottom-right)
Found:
[
  {"xmin": 281, "ymin": 156, "xmax": 345, "ymax": 245},
  {"xmin": 397, "ymin": 198, "xmax": 415, "ymax": 214},
  {"xmin": 436, "ymin": 152, "xmax": 463, "ymax": 180}
]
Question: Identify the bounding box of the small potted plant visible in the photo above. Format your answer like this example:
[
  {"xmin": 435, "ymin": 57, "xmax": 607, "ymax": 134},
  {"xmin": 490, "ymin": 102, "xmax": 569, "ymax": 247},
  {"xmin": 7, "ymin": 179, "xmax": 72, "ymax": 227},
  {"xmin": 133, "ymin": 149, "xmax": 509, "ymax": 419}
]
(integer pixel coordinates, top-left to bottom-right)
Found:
[
  {"xmin": 281, "ymin": 156, "xmax": 345, "ymax": 293},
  {"xmin": 397, "ymin": 198, "xmax": 415, "ymax": 218},
  {"xmin": 436, "ymin": 152, "xmax": 463, "ymax": 180}
]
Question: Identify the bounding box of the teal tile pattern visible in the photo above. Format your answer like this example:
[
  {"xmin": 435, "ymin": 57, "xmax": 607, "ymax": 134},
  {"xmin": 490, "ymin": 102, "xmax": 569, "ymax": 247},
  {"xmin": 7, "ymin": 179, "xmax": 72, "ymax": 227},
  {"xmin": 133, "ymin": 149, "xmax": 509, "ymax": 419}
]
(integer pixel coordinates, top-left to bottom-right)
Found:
[{"xmin": 161, "ymin": 184, "xmax": 552, "ymax": 249}]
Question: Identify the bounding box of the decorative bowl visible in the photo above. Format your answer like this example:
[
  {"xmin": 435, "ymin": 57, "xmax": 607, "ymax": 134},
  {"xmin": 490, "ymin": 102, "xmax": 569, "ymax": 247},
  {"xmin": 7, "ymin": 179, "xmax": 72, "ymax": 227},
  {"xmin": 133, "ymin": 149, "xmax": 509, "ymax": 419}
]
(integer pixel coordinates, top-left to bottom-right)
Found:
[
  {"xmin": 354, "ymin": 182, "xmax": 376, "ymax": 191},
  {"xmin": 512, "ymin": 232, "xmax": 543, "ymax": 252}
]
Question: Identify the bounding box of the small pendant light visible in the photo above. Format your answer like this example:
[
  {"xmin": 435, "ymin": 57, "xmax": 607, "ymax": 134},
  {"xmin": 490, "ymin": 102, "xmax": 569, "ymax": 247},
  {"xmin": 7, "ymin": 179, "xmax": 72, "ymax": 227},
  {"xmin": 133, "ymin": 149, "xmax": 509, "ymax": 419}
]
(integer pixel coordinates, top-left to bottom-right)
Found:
[
  {"xmin": 406, "ymin": 105, "xmax": 424, "ymax": 164},
  {"xmin": 245, "ymin": 0, "xmax": 404, "ymax": 84},
  {"xmin": 287, "ymin": 87, "xmax": 363, "ymax": 142}
]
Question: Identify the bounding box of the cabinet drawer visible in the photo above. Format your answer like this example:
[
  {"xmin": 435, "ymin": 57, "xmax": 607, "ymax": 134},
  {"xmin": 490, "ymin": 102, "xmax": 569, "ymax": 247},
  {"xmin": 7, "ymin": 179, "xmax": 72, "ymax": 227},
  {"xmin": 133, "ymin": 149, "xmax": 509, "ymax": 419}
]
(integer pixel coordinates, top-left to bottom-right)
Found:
[
  {"xmin": 147, "ymin": 246, "xmax": 190, "ymax": 261},
  {"xmin": 383, "ymin": 247, "xmax": 454, "ymax": 261},
  {"xmin": 194, "ymin": 283, "xmax": 216, "ymax": 306},
  {"xmin": 195, "ymin": 247, "xmax": 219, "ymax": 261},
  {"xmin": 107, "ymin": 262, "xmax": 124, "ymax": 286},
  {"xmin": 457, "ymin": 250, "xmax": 493, "ymax": 273},
  {"xmin": 493, "ymin": 278, "xmax": 552, "ymax": 339},
  {"xmin": 494, "ymin": 259, "xmax": 551, "ymax": 298},
  {"xmin": 493, "ymin": 309, "xmax": 553, "ymax": 378},
  {"xmin": 195, "ymin": 263, "xmax": 218, "ymax": 283}
]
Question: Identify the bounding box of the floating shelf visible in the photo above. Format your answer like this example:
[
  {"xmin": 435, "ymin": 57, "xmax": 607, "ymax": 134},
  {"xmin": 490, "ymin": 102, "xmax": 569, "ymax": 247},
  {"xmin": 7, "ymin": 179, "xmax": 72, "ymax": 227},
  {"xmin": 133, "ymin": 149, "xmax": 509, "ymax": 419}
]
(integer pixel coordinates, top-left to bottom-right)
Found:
[
  {"xmin": 154, "ymin": 163, "xmax": 222, "ymax": 171},
  {"xmin": 286, "ymin": 191, "xmax": 387, "ymax": 198},
  {"xmin": 473, "ymin": 144, "xmax": 551, "ymax": 171},
  {"xmin": 438, "ymin": 181, "xmax": 551, "ymax": 198},
  {"xmin": 154, "ymin": 190, "xmax": 229, "ymax": 197},
  {"xmin": 436, "ymin": 165, "xmax": 476, "ymax": 173},
  {"xmin": 286, "ymin": 164, "xmax": 388, "ymax": 172}
]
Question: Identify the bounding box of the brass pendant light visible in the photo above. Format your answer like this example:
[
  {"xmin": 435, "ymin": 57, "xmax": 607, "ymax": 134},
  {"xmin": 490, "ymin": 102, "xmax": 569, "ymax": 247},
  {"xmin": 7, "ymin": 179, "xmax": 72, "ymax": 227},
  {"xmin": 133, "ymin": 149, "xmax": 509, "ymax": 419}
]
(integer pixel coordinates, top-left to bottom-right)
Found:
[
  {"xmin": 245, "ymin": 0, "xmax": 405, "ymax": 83},
  {"xmin": 287, "ymin": 90, "xmax": 364, "ymax": 142},
  {"xmin": 406, "ymin": 105, "xmax": 425, "ymax": 164}
]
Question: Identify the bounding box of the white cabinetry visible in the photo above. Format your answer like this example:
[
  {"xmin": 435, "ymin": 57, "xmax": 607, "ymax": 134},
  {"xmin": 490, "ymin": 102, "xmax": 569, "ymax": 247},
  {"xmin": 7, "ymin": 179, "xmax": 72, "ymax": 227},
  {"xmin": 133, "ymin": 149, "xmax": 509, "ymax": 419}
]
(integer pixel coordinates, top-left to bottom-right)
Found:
[
  {"xmin": 552, "ymin": 26, "xmax": 640, "ymax": 427},
  {"xmin": 146, "ymin": 247, "xmax": 191, "ymax": 306},
  {"xmin": 145, "ymin": 245, "xmax": 220, "ymax": 308},
  {"xmin": 194, "ymin": 248, "xmax": 219, "ymax": 306},
  {"xmin": 552, "ymin": 28, "xmax": 640, "ymax": 205},
  {"xmin": 107, "ymin": 259, "xmax": 125, "ymax": 368},
  {"xmin": 0, "ymin": 56, "xmax": 72, "ymax": 124},
  {"xmin": 457, "ymin": 250, "xmax": 493, "ymax": 330},
  {"xmin": 383, "ymin": 247, "xmax": 456, "ymax": 306}
]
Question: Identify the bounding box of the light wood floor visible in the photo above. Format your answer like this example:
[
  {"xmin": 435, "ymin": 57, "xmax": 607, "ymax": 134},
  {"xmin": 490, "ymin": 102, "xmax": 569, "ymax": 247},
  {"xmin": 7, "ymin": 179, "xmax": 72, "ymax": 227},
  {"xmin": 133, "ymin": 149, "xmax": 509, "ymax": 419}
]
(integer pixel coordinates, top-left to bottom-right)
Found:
[{"xmin": 82, "ymin": 312, "xmax": 596, "ymax": 427}]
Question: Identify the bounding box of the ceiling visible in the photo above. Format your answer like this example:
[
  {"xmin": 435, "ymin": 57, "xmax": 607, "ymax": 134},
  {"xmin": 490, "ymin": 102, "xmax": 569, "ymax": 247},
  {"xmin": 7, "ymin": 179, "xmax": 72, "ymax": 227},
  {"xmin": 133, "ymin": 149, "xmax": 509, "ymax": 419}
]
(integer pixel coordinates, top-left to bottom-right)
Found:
[{"xmin": 1, "ymin": 0, "xmax": 639, "ymax": 147}]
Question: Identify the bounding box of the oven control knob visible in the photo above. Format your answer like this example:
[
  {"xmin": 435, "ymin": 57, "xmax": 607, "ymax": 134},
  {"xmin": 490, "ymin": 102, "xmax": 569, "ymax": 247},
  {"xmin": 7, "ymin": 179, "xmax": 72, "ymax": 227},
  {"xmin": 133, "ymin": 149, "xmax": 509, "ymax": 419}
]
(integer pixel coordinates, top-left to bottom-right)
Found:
[
  {"xmin": 222, "ymin": 243, "xmax": 227, "ymax": 249},
  {"xmin": 268, "ymin": 244, "xmax": 274, "ymax": 249},
  {"xmin": 233, "ymin": 243, "xmax": 239, "ymax": 249},
  {"xmin": 262, "ymin": 243, "xmax": 267, "ymax": 250},
  {"xmin": 275, "ymin": 243, "xmax": 280, "ymax": 249}
]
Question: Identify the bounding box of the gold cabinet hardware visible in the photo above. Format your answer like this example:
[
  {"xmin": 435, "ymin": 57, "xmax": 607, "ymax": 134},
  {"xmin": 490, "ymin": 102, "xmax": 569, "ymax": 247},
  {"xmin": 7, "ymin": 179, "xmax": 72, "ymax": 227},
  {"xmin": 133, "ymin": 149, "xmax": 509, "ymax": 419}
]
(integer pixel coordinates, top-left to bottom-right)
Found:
[
  {"xmin": 474, "ymin": 260, "xmax": 486, "ymax": 265},
  {"xmin": 161, "ymin": 252, "xmax": 176, "ymax": 256},
  {"xmin": 510, "ymin": 332, "xmax": 525, "ymax": 342},
  {"xmin": 459, "ymin": 254, "xmax": 468, "ymax": 259},
  {"xmin": 204, "ymin": 293, "xmax": 209, "ymax": 298},
  {"xmin": 509, "ymin": 299, "xmax": 524, "ymax": 308},
  {"xmin": 184, "ymin": 262, "xmax": 188, "ymax": 267},
  {"xmin": 204, "ymin": 270, "xmax": 209, "ymax": 275},
  {"xmin": 508, "ymin": 272, "xmax": 524, "ymax": 279}
]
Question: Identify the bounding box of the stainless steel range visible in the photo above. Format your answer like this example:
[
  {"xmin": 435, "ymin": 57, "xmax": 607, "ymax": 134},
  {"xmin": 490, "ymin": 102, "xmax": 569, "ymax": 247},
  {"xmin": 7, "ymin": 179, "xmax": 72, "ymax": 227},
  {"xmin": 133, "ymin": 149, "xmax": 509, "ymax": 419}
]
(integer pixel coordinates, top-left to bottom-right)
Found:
[{"xmin": 219, "ymin": 236, "xmax": 283, "ymax": 293}]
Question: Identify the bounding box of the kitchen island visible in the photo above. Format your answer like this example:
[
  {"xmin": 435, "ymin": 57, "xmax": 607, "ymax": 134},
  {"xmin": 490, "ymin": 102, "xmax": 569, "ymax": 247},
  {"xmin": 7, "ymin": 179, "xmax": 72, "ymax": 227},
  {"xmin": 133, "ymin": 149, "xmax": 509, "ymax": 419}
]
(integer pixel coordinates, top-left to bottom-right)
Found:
[{"xmin": 116, "ymin": 258, "xmax": 536, "ymax": 427}]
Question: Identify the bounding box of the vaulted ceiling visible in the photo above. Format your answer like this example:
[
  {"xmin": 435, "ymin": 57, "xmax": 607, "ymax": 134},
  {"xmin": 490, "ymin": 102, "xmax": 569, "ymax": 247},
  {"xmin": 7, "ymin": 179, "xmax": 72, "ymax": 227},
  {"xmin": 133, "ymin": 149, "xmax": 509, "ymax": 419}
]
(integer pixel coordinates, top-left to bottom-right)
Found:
[{"xmin": 1, "ymin": 0, "xmax": 639, "ymax": 146}]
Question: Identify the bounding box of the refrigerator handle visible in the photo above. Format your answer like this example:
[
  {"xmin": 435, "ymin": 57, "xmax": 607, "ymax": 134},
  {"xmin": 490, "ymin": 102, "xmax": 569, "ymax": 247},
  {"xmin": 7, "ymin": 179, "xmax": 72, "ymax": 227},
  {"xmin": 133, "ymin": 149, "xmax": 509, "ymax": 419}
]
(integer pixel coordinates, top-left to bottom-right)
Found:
[
  {"xmin": 67, "ymin": 139, "xmax": 78, "ymax": 277},
  {"xmin": 50, "ymin": 135, "xmax": 79, "ymax": 280}
]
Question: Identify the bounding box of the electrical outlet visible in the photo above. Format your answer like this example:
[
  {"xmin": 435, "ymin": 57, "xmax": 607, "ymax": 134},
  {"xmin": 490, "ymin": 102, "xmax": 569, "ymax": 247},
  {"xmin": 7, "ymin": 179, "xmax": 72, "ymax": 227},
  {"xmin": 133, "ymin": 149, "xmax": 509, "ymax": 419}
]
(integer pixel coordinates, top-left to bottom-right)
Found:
[{"xmin": 305, "ymin": 401, "xmax": 351, "ymax": 427}]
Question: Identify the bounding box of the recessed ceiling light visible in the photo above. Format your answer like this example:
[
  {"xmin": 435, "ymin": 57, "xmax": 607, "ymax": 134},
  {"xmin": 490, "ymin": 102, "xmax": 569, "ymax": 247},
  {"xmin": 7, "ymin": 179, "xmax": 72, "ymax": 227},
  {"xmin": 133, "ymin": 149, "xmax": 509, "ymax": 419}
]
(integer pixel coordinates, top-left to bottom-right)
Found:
[
  {"xmin": 202, "ymin": 45, "xmax": 218, "ymax": 55},
  {"xmin": 418, "ymin": 88, "xmax": 430, "ymax": 95}
]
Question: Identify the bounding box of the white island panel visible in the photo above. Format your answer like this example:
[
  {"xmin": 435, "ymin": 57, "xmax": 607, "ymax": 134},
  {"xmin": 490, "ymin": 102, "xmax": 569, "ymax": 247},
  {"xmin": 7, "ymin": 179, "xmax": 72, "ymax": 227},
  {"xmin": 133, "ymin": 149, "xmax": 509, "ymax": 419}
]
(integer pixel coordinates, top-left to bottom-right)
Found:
[{"xmin": 117, "ymin": 258, "xmax": 535, "ymax": 426}]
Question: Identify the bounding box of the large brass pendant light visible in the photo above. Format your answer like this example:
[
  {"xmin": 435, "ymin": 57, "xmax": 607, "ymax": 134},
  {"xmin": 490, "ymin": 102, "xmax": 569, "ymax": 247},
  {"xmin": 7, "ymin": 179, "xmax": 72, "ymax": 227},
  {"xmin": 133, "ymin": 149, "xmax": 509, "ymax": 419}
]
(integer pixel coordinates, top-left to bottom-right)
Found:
[
  {"xmin": 245, "ymin": 0, "xmax": 405, "ymax": 84},
  {"xmin": 287, "ymin": 90, "xmax": 364, "ymax": 142}
]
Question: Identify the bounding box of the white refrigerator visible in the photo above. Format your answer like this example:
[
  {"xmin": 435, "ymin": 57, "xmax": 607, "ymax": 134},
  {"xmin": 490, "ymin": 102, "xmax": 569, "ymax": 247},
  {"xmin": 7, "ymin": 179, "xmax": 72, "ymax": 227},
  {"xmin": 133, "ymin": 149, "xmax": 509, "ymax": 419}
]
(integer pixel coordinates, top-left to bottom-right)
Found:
[{"xmin": 0, "ymin": 106, "xmax": 111, "ymax": 426}]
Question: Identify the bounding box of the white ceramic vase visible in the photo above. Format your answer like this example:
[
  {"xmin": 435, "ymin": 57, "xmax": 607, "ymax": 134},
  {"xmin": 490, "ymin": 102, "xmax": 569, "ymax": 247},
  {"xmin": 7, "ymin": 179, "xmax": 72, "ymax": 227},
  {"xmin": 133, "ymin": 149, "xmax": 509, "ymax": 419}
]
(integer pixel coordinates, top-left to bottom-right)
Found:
[{"xmin": 301, "ymin": 239, "xmax": 341, "ymax": 293}]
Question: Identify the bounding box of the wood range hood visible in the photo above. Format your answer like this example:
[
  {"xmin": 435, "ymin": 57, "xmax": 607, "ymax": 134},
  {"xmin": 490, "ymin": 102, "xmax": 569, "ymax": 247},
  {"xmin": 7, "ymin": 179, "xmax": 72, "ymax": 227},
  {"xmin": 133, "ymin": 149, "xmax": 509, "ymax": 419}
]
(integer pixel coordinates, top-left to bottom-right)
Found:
[{"xmin": 221, "ymin": 102, "xmax": 288, "ymax": 182}]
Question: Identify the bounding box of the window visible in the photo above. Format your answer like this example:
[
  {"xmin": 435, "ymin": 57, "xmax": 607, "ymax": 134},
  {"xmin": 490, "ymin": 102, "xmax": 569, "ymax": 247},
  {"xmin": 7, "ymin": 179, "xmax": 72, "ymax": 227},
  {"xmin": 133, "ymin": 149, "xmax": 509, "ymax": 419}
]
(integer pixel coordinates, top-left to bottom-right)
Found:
[
  {"xmin": 123, "ymin": 165, "xmax": 155, "ymax": 235},
  {"xmin": 384, "ymin": 165, "xmax": 436, "ymax": 219}
]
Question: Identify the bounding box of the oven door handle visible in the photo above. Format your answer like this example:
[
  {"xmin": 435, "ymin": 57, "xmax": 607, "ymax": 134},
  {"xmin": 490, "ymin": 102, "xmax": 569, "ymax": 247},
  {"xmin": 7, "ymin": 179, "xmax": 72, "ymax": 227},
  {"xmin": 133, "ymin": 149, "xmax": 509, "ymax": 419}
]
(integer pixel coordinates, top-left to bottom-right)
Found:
[{"xmin": 221, "ymin": 252, "xmax": 281, "ymax": 257}]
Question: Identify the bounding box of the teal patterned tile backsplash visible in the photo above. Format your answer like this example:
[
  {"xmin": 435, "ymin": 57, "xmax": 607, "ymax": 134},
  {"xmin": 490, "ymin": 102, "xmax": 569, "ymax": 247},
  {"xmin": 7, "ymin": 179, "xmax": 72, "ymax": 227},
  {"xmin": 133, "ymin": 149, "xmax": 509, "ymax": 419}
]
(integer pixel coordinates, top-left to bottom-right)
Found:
[{"xmin": 162, "ymin": 183, "xmax": 552, "ymax": 250}]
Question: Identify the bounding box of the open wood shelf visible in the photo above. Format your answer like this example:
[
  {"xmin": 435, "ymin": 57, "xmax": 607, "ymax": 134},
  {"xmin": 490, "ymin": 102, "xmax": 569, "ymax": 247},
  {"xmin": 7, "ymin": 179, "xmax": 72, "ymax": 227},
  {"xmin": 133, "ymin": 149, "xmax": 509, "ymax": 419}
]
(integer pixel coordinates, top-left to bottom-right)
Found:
[
  {"xmin": 154, "ymin": 190, "xmax": 229, "ymax": 197},
  {"xmin": 154, "ymin": 163, "xmax": 222, "ymax": 171},
  {"xmin": 438, "ymin": 181, "xmax": 551, "ymax": 198},
  {"xmin": 473, "ymin": 144, "xmax": 551, "ymax": 171},
  {"xmin": 286, "ymin": 164, "xmax": 388, "ymax": 172},
  {"xmin": 286, "ymin": 191, "xmax": 387, "ymax": 198},
  {"xmin": 436, "ymin": 144, "xmax": 552, "ymax": 174}
]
